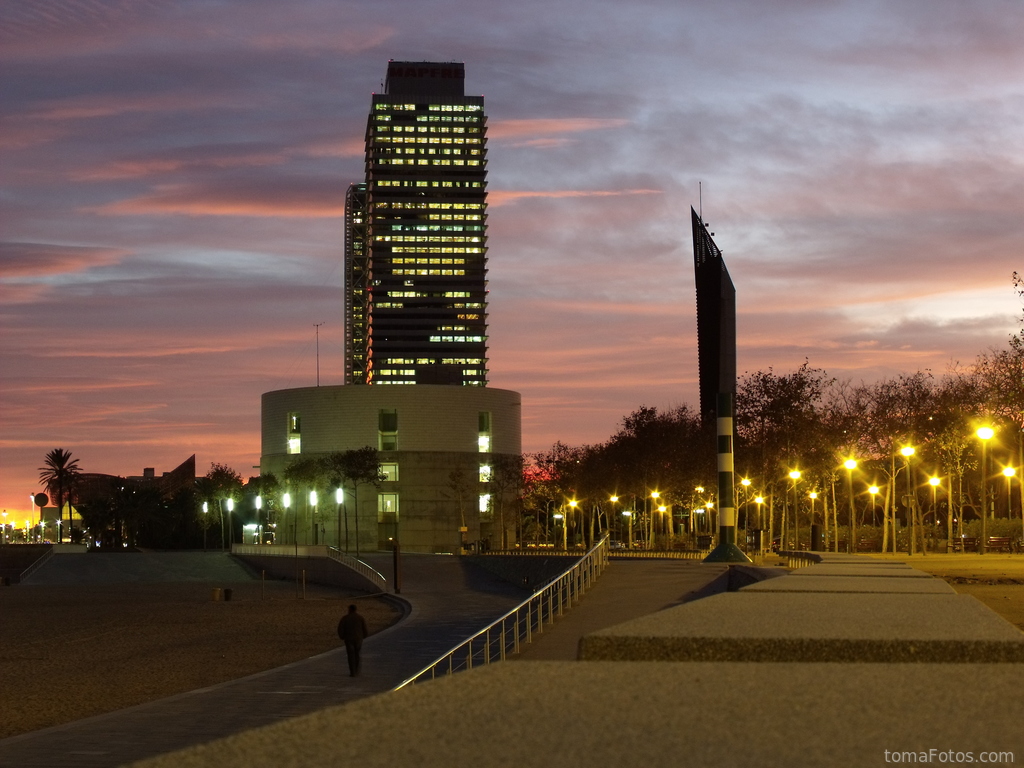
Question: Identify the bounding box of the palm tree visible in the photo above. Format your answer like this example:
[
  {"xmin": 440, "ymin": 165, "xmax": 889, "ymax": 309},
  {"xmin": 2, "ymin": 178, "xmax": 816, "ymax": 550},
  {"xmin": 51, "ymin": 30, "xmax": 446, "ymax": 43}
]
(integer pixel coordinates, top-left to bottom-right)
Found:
[{"xmin": 39, "ymin": 448, "xmax": 82, "ymax": 543}]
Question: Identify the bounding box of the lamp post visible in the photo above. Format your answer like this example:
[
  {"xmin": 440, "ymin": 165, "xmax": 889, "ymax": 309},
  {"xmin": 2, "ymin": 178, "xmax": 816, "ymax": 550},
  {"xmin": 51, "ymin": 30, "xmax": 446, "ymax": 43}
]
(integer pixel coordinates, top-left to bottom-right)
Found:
[
  {"xmin": 844, "ymin": 460, "xmax": 857, "ymax": 554},
  {"xmin": 694, "ymin": 486, "xmax": 705, "ymax": 535},
  {"xmin": 928, "ymin": 476, "xmax": 945, "ymax": 551},
  {"xmin": 202, "ymin": 501, "xmax": 208, "ymax": 552},
  {"xmin": 336, "ymin": 487, "xmax": 345, "ymax": 552},
  {"xmin": 650, "ymin": 492, "xmax": 660, "ymax": 549},
  {"xmin": 226, "ymin": 498, "xmax": 235, "ymax": 550},
  {"xmin": 900, "ymin": 446, "xmax": 918, "ymax": 555},
  {"xmin": 609, "ymin": 495, "xmax": 620, "ymax": 542},
  {"xmin": 309, "ymin": 490, "xmax": 318, "ymax": 546},
  {"xmin": 809, "ymin": 491, "xmax": 818, "ymax": 551},
  {"xmin": 868, "ymin": 486, "xmax": 880, "ymax": 548},
  {"xmin": 1006, "ymin": 466, "xmax": 1024, "ymax": 548},
  {"xmin": 977, "ymin": 426, "xmax": 994, "ymax": 555},
  {"xmin": 754, "ymin": 496, "xmax": 765, "ymax": 553},
  {"xmin": 622, "ymin": 510, "xmax": 633, "ymax": 548},
  {"xmin": 284, "ymin": 492, "xmax": 297, "ymax": 594},
  {"xmin": 255, "ymin": 495, "xmax": 263, "ymax": 545},
  {"xmin": 568, "ymin": 499, "xmax": 579, "ymax": 548},
  {"xmin": 553, "ymin": 512, "xmax": 566, "ymax": 550},
  {"xmin": 1002, "ymin": 467, "xmax": 1016, "ymax": 519},
  {"xmin": 789, "ymin": 470, "xmax": 801, "ymax": 551},
  {"xmin": 740, "ymin": 478, "xmax": 752, "ymax": 548}
]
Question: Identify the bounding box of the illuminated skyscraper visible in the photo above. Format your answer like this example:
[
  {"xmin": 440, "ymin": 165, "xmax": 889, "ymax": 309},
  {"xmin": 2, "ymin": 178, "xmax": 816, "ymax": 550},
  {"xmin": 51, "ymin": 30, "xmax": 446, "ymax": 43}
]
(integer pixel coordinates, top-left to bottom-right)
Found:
[{"xmin": 345, "ymin": 61, "xmax": 488, "ymax": 386}]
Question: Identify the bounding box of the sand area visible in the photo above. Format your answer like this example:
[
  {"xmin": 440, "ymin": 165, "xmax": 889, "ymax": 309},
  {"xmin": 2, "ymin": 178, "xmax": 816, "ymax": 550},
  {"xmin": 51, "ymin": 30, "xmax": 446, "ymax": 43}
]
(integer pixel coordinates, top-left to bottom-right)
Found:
[{"xmin": 0, "ymin": 580, "xmax": 400, "ymax": 739}]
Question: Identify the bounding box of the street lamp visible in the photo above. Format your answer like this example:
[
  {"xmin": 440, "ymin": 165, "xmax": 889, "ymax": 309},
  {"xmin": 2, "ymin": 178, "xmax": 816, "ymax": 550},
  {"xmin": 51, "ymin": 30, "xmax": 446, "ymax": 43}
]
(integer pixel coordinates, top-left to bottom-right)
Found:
[
  {"xmin": 809, "ymin": 491, "xmax": 818, "ymax": 550},
  {"xmin": 753, "ymin": 496, "xmax": 765, "ymax": 553},
  {"xmin": 788, "ymin": 470, "xmax": 801, "ymax": 551},
  {"xmin": 226, "ymin": 498, "xmax": 235, "ymax": 550},
  {"xmin": 740, "ymin": 478, "xmax": 752, "ymax": 545},
  {"xmin": 928, "ymin": 476, "xmax": 945, "ymax": 551},
  {"xmin": 1002, "ymin": 467, "xmax": 1016, "ymax": 518},
  {"xmin": 844, "ymin": 459, "xmax": 857, "ymax": 554},
  {"xmin": 255, "ymin": 495, "xmax": 263, "ymax": 545},
  {"xmin": 568, "ymin": 499, "xmax": 579, "ymax": 548},
  {"xmin": 693, "ymin": 486, "xmax": 706, "ymax": 535},
  {"xmin": 1005, "ymin": 466, "xmax": 1023, "ymax": 548},
  {"xmin": 900, "ymin": 446, "xmax": 918, "ymax": 555},
  {"xmin": 868, "ymin": 486, "xmax": 880, "ymax": 550},
  {"xmin": 977, "ymin": 426, "xmax": 995, "ymax": 554},
  {"xmin": 650, "ymin": 492, "xmax": 660, "ymax": 549},
  {"xmin": 553, "ymin": 512, "xmax": 566, "ymax": 550},
  {"xmin": 609, "ymin": 495, "xmax": 620, "ymax": 542},
  {"xmin": 336, "ymin": 487, "xmax": 345, "ymax": 552},
  {"xmin": 202, "ymin": 501, "xmax": 208, "ymax": 551},
  {"xmin": 622, "ymin": 510, "xmax": 633, "ymax": 548},
  {"xmin": 309, "ymin": 490, "xmax": 318, "ymax": 546}
]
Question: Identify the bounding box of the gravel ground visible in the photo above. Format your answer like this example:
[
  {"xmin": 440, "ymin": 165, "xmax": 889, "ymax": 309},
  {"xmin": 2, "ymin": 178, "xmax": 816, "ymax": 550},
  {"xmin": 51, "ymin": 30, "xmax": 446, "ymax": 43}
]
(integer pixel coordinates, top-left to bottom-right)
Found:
[{"xmin": 0, "ymin": 581, "xmax": 401, "ymax": 739}]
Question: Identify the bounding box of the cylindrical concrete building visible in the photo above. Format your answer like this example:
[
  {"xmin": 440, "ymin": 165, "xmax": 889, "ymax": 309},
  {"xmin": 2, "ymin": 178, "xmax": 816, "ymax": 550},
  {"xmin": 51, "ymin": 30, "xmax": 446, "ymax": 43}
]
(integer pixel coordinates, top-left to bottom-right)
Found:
[{"xmin": 261, "ymin": 385, "xmax": 521, "ymax": 553}]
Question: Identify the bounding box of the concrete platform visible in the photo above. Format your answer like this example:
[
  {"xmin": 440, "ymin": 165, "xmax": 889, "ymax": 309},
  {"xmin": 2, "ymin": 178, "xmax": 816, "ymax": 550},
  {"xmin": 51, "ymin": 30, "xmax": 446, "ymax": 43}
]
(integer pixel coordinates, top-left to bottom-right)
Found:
[
  {"xmin": 578, "ymin": 592, "xmax": 1024, "ymax": 662},
  {"xmin": 742, "ymin": 574, "xmax": 955, "ymax": 593},
  {"xmin": 130, "ymin": 662, "xmax": 1024, "ymax": 768},
  {"xmin": 790, "ymin": 565, "xmax": 932, "ymax": 577}
]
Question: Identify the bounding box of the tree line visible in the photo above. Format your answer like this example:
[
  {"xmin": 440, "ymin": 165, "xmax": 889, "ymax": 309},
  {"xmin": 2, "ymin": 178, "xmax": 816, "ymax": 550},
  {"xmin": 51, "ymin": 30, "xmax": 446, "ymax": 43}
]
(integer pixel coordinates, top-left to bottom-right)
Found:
[{"xmin": 521, "ymin": 281, "xmax": 1023, "ymax": 551}]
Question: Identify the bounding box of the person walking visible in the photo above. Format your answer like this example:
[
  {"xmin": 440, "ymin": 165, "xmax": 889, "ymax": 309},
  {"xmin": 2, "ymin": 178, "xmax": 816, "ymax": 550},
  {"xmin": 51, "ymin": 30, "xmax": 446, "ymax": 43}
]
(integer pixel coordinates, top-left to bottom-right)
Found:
[{"xmin": 337, "ymin": 603, "xmax": 369, "ymax": 676}]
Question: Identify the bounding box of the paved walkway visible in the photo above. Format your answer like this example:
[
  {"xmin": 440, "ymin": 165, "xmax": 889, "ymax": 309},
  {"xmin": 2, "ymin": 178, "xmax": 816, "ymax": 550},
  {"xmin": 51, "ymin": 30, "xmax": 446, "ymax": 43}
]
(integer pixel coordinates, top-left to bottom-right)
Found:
[
  {"xmin": 516, "ymin": 559, "xmax": 728, "ymax": 660},
  {"xmin": 0, "ymin": 554, "xmax": 529, "ymax": 768}
]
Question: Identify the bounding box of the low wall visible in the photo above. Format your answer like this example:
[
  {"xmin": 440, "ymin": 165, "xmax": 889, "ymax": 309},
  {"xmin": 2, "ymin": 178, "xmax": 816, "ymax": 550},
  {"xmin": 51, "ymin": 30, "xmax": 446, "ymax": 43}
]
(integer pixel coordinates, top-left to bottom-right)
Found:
[{"xmin": 234, "ymin": 551, "xmax": 381, "ymax": 594}]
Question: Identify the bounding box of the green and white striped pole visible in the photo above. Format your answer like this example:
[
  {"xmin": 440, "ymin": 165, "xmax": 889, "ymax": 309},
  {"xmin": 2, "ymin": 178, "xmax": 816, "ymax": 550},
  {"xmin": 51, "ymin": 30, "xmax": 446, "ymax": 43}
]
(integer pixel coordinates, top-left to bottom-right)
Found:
[{"xmin": 704, "ymin": 392, "xmax": 751, "ymax": 563}]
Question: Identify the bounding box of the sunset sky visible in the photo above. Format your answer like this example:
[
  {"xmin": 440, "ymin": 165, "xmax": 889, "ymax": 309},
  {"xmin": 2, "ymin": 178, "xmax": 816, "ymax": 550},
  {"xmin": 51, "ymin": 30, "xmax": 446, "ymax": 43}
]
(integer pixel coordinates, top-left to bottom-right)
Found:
[{"xmin": 2, "ymin": 0, "xmax": 1023, "ymax": 518}]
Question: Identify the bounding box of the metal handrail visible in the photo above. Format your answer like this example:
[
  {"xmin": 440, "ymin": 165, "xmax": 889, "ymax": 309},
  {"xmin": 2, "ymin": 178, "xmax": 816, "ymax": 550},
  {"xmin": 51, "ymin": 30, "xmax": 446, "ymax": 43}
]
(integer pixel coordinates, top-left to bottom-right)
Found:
[
  {"xmin": 608, "ymin": 549, "xmax": 710, "ymax": 559},
  {"xmin": 231, "ymin": 543, "xmax": 387, "ymax": 592},
  {"xmin": 394, "ymin": 535, "xmax": 610, "ymax": 690},
  {"xmin": 18, "ymin": 546, "xmax": 54, "ymax": 582},
  {"xmin": 326, "ymin": 547, "xmax": 387, "ymax": 592}
]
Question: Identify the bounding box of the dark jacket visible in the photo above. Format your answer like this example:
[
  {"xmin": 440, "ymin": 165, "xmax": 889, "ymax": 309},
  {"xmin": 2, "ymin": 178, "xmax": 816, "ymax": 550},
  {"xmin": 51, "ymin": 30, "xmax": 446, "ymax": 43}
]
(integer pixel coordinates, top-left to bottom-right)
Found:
[{"xmin": 338, "ymin": 612, "xmax": 369, "ymax": 645}]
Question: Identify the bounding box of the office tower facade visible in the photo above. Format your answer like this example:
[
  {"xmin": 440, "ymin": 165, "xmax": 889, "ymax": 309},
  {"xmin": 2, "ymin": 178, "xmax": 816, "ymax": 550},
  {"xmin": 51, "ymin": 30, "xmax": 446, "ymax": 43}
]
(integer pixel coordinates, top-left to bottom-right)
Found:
[{"xmin": 345, "ymin": 61, "xmax": 488, "ymax": 386}]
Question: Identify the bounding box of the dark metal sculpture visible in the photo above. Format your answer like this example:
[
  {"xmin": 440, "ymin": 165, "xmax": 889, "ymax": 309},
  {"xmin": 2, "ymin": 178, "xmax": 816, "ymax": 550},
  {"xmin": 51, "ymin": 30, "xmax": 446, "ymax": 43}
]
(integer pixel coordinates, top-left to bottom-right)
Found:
[{"xmin": 692, "ymin": 207, "xmax": 749, "ymax": 563}]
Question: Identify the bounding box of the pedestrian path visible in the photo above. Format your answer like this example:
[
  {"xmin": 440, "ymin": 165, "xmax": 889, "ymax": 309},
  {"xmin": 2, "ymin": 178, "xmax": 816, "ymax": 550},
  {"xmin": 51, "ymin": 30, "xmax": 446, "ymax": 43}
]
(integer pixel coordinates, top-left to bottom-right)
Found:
[
  {"xmin": 0, "ymin": 554, "xmax": 529, "ymax": 768},
  {"xmin": 516, "ymin": 559, "xmax": 729, "ymax": 660}
]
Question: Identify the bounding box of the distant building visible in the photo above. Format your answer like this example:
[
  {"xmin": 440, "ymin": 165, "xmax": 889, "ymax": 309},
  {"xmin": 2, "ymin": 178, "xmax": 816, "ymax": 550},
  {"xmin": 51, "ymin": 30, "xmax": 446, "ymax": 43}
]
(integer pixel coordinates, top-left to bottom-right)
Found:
[
  {"xmin": 43, "ymin": 455, "xmax": 196, "ymax": 542},
  {"xmin": 263, "ymin": 62, "xmax": 519, "ymax": 554},
  {"xmin": 345, "ymin": 61, "xmax": 488, "ymax": 386}
]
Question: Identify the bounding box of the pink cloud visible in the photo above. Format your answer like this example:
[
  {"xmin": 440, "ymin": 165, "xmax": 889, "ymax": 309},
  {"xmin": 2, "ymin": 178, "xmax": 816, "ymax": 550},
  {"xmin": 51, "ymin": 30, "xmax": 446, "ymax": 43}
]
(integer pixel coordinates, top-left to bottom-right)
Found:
[
  {"xmin": 71, "ymin": 151, "xmax": 291, "ymax": 181},
  {"xmin": 0, "ymin": 242, "xmax": 128, "ymax": 278},
  {"xmin": 489, "ymin": 188, "xmax": 661, "ymax": 207},
  {"xmin": 90, "ymin": 182, "xmax": 345, "ymax": 218},
  {"xmin": 488, "ymin": 118, "xmax": 629, "ymax": 140}
]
